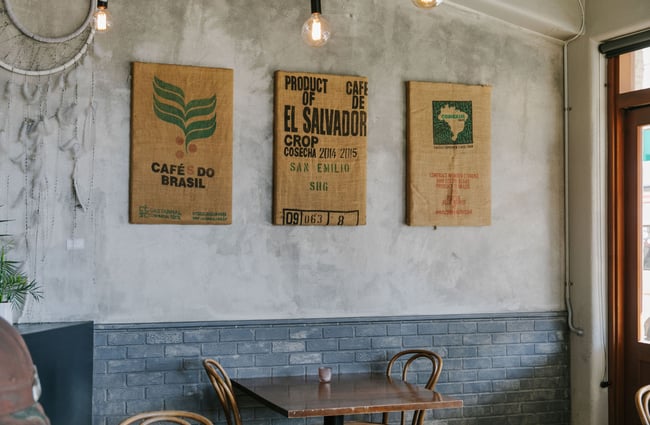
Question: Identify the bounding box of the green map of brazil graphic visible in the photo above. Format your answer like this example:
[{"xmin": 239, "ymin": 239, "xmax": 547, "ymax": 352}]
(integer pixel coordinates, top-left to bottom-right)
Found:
[{"xmin": 432, "ymin": 101, "xmax": 473, "ymax": 145}]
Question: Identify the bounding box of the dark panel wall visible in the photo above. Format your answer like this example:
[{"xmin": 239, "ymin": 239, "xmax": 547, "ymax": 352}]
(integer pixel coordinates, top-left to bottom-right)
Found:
[{"xmin": 19, "ymin": 322, "xmax": 94, "ymax": 425}]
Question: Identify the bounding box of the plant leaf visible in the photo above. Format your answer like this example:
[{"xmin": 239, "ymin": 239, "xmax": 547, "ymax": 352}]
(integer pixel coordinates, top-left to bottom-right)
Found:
[{"xmin": 0, "ymin": 246, "xmax": 41, "ymax": 309}]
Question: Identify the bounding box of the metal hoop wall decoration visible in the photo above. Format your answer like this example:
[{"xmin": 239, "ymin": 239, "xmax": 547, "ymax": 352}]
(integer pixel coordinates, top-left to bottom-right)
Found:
[{"xmin": 0, "ymin": 0, "xmax": 96, "ymax": 76}]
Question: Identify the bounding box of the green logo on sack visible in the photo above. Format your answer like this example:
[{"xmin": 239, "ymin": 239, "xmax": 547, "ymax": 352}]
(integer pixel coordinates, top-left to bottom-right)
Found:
[
  {"xmin": 153, "ymin": 76, "xmax": 217, "ymax": 158},
  {"xmin": 432, "ymin": 101, "xmax": 473, "ymax": 145}
]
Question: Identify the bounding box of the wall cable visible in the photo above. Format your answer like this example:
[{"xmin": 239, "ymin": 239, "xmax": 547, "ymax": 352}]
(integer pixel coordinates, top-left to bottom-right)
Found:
[{"xmin": 563, "ymin": 0, "xmax": 586, "ymax": 337}]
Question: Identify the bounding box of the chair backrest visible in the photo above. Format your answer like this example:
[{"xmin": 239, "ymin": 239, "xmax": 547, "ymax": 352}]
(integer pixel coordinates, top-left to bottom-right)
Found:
[
  {"xmin": 637, "ymin": 384, "xmax": 650, "ymax": 425},
  {"xmin": 382, "ymin": 349, "xmax": 444, "ymax": 425},
  {"xmin": 203, "ymin": 358, "xmax": 243, "ymax": 425},
  {"xmin": 118, "ymin": 410, "xmax": 213, "ymax": 425}
]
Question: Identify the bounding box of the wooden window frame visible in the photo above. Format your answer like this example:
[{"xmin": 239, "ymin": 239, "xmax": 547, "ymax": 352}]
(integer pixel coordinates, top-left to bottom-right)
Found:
[{"xmin": 607, "ymin": 55, "xmax": 650, "ymax": 425}]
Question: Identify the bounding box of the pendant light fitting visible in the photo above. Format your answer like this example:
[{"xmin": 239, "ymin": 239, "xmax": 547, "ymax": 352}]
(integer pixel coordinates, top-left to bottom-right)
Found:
[
  {"xmin": 412, "ymin": 0, "xmax": 444, "ymax": 9},
  {"xmin": 93, "ymin": 0, "xmax": 112, "ymax": 32},
  {"xmin": 302, "ymin": 0, "xmax": 331, "ymax": 47}
]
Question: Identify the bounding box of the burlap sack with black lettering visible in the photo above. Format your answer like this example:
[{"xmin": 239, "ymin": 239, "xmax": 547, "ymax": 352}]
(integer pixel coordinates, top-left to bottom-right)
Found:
[
  {"xmin": 130, "ymin": 62, "xmax": 233, "ymax": 224},
  {"xmin": 273, "ymin": 71, "xmax": 367, "ymax": 226},
  {"xmin": 406, "ymin": 82, "xmax": 491, "ymax": 226}
]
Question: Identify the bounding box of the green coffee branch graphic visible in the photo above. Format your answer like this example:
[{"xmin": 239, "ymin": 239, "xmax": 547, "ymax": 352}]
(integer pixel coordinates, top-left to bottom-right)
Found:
[{"xmin": 153, "ymin": 76, "xmax": 217, "ymax": 156}]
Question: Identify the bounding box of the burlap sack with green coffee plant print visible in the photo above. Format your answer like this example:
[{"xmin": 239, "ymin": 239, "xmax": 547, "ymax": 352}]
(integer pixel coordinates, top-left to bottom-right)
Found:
[{"xmin": 130, "ymin": 62, "xmax": 233, "ymax": 224}]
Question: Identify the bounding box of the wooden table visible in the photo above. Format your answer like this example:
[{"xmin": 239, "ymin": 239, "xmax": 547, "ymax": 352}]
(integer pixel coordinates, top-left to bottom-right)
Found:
[{"xmin": 232, "ymin": 373, "xmax": 462, "ymax": 425}]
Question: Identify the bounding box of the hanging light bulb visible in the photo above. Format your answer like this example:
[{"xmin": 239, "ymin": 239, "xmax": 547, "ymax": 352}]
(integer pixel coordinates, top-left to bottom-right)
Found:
[
  {"xmin": 93, "ymin": 0, "xmax": 112, "ymax": 32},
  {"xmin": 412, "ymin": 0, "xmax": 444, "ymax": 9},
  {"xmin": 302, "ymin": 0, "xmax": 331, "ymax": 47}
]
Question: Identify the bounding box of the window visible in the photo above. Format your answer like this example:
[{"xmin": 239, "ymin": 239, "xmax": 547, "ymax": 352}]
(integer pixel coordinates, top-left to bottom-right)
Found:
[{"xmin": 620, "ymin": 47, "xmax": 650, "ymax": 93}]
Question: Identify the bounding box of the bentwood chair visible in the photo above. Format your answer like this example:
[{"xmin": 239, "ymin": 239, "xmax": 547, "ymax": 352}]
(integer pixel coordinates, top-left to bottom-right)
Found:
[
  {"xmin": 203, "ymin": 358, "xmax": 243, "ymax": 425},
  {"xmin": 118, "ymin": 410, "xmax": 213, "ymax": 425},
  {"xmin": 637, "ymin": 384, "xmax": 650, "ymax": 425},
  {"xmin": 348, "ymin": 349, "xmax": 444, "ymax": 425}
]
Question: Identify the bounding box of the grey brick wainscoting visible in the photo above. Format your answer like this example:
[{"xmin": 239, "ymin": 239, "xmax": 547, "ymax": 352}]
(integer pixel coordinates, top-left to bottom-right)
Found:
[{"xmin": 93, "ymin": 313, "xmax": 569, "ymax": 425}]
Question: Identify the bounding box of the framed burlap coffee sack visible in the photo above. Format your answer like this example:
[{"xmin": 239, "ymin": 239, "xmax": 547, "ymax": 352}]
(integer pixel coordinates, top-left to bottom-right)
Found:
[
  {"xmin": 273, "ymin": 71, "xmax": 367, "ymax": 226},
  {"xmin": 130, "ymin": 62, "xmax": 233, "ymax": 224},
  {"xmin": 406, "ymin": 82, "xmax": 491, "ymax": 226}
]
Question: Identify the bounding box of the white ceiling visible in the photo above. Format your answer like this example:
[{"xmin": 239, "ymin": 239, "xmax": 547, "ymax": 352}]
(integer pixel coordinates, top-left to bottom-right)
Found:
[{"xmin": 447, "ymin": 0, "xmax": 584, "ymax": 41}]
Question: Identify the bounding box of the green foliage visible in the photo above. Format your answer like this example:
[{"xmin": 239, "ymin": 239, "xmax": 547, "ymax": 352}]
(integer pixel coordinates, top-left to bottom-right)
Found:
[
  {"xmin": 0, "ymin": 245, "xmax": 42, "ymax": 309},
  {"xmin": 0, "ymin": 214, "xmax": 42, "ymax": 309},
  {"xmin": 152, "ymin": 76, "xmax": 217, "ymax": 152}
]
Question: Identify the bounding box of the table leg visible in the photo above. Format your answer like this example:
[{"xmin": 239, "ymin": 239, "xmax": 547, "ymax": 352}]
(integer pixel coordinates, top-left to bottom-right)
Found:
[{"xmin": 324, "ymin": 416, "xmax": 344, "ymax": 425}]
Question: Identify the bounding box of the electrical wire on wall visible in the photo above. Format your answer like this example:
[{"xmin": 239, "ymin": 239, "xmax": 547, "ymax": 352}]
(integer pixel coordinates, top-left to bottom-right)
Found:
[{"xmin": 563, "ymin": 0, "xmax": 586, "ymax": 337}]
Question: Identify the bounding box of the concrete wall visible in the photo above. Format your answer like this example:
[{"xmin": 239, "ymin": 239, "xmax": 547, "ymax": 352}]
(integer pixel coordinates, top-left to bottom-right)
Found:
[
  {"xmin": 0, "ymin": 0, "xmax": 566, "ymax": 324},
  {"xmin": 567, "ymin": 0, "xmax": 650, "ymax": 425}
]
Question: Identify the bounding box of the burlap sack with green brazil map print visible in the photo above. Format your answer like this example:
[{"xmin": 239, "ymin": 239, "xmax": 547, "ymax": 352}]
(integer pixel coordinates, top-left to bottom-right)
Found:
[
  {"xmin": 273, "ymin": 71, "xmax": 367, "ymax": 226},
  {"xmin": 130, "ymin": 62, "xmax": 233, "ymax": 224},
  {"xmin": 406, "ymin": 82, "xmax": 491, "ymax": 226}
]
